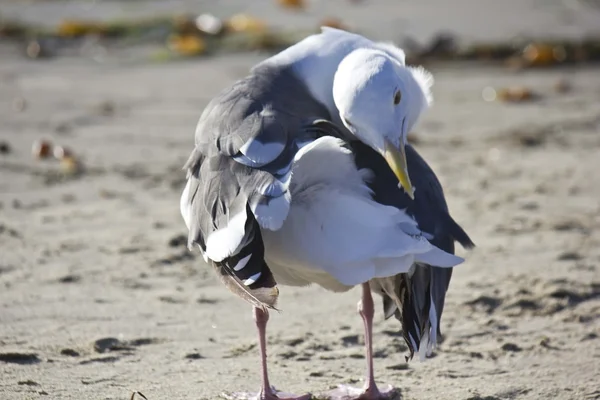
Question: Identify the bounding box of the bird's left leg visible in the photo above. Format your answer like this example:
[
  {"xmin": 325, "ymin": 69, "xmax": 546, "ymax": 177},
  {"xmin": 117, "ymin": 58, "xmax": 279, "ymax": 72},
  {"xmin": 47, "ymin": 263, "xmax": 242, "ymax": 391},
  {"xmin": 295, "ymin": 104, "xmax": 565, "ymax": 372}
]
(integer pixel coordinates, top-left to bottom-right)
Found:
[
  {"xmin": 356, "ymin": 282, "xmax": 396, "ymax": 399},
  {"xmin": 320, "ymin": 283, "xmax": 400, "ymax": 400}
]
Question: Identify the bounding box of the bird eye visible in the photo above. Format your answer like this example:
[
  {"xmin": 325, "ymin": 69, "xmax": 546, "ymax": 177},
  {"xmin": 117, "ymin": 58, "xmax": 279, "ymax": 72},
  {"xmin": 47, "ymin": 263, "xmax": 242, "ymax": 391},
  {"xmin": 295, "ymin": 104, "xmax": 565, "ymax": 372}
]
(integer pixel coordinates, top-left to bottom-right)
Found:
[{"xmin": 393, "ymin": 91, "xmax": 402, "ymax": 105}]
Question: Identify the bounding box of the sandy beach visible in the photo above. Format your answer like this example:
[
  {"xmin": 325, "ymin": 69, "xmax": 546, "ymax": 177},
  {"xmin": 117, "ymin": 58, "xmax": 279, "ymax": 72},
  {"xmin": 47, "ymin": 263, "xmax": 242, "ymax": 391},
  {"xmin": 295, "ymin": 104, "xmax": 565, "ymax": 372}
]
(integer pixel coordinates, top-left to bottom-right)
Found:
[{"xmin": 1, "ymin": 1, "xmax": 600, "ymax": 399}]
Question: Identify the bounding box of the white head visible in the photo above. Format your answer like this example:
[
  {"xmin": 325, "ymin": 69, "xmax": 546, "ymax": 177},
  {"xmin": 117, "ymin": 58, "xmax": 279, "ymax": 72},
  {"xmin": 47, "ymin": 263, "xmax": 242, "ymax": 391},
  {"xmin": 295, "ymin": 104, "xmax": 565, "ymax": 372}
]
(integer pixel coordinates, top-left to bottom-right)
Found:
[{"xmin": 332, "ymin": 48, "xmax": 433, "ymax": 198}]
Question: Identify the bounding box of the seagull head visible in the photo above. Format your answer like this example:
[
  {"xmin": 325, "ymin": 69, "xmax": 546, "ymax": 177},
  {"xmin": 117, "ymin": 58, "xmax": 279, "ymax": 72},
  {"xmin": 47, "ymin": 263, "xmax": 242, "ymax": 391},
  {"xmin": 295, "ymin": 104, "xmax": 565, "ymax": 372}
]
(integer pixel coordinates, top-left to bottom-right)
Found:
[{"xmin": 333, "ymin": 48, "xmax": 433, "ymax": 199}]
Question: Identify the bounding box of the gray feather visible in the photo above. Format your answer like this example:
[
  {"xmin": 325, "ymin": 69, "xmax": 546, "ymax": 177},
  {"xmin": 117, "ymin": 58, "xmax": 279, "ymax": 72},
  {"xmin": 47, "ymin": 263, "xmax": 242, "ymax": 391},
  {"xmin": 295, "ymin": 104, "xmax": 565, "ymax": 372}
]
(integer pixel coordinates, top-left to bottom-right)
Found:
[{"xmin": 182, "ymin": 64, "xmax": 332, "ymax": 307}]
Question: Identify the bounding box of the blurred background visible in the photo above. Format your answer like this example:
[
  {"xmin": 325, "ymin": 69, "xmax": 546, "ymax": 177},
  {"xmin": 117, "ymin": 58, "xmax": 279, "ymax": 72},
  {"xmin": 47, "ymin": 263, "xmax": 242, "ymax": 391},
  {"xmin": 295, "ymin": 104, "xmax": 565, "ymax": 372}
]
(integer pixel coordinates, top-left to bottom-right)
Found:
[{"xmin": 1, "ymin": 1, "xmax": 599, "ymax": 400}]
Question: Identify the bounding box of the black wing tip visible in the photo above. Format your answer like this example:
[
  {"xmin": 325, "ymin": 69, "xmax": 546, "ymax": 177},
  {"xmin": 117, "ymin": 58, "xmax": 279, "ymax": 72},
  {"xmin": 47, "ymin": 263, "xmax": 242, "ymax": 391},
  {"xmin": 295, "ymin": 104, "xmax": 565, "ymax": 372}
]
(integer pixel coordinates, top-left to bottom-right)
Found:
[
  {"xmin": 455, "ymin": 229, "xmax": 475, "ymax": 250},
  {"xmin": 442, "ymin": 213, "xmax": 475, "ymax": 250},
  {"xmin": 212, "ymin": 261, "xmax": 280, "ymax": 310}
]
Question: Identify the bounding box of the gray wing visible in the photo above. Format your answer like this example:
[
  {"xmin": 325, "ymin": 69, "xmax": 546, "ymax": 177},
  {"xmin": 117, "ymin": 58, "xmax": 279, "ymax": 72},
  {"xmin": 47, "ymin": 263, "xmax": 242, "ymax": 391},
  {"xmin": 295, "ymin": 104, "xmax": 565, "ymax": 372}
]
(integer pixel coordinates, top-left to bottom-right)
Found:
[
  {"xmin": 181, "ymin": 64, "xmax": 332, "ymax": 309},
  {"xmin": 351, "ymin": 141, "xmax": 474, "ymax": 359}
]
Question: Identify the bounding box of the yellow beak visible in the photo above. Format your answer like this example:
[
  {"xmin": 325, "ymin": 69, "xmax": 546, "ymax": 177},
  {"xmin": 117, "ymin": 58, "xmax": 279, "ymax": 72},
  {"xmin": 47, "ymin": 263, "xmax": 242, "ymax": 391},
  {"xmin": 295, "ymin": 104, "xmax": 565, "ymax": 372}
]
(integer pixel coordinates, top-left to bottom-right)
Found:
[{"xmin": 382, "ymin": 138, "xmax": 415, "ymax": 199}]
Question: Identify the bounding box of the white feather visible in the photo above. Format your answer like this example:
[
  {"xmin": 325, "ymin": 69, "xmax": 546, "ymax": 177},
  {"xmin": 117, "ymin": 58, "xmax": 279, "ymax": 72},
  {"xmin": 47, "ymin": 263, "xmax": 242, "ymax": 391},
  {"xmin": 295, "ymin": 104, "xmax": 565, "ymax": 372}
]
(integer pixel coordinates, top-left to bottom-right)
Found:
[
  {"xmin": 409, "ymin": 65, "xmax": 434, "ymax": 107},
  {"xmin": 181, "ymin": 180, "xmax": 211, "ymax": 262},
  {"xmin": 243, "ymin": 272, "xmax": 261, "ymax": 286},
  {"xmin": 373, "ymin": 41, "xmax": 406, "ymax": 65},
  {"xmin": 233, "ymin": 253, "xmax": 252, "ymax": 271},
  {"xmin": 418, "ymin": 326, "xmax": 430, "ymax": 361},
  {"xmin": 180, "ymin": 179, "xmax": 192, "ymax": 230},
  {"xmin": 415, "ymin": 247, "xmax": 463, "ymax": 267},
  {"xmin": 205, "ymin": 209, "xmax": 247, "ymax": 262},
  {"xmin": 262, "ymin": 137, "xmax": 463, "ymax": 291},
  {"xmin": 251, "ymin": 191, "xmax": 291, "ymax": 231},
  {"xmin": 427, "ymin": 300, "xmax": 438, "ymax": 355},
  {"xmin": 261, "ymin": 27, "xmax": 413, "ymax": 129},
  {"xmin": 239, "ymin": 136, "xmax": 285, "ymax": 166}
]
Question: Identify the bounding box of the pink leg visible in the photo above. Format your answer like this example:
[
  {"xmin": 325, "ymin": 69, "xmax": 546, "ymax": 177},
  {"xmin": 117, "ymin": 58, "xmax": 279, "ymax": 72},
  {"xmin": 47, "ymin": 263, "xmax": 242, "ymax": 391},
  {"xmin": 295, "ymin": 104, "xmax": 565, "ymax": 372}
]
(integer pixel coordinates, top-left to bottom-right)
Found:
[
  {"xmin": 255, "ymin": 306, "xmax": 273, "ymax": 396},
  {"xmin": 358, "ymin": 283, "xmax": 381, "ymax": 399},
  {"xmin": 223, "ymin": 307, "xmax": 312, "ymax": 400},
  {"xmin": 320, "ymin": 284, "xmax": 400, "ymax": 400},
  {"xmin": 357, "ymin": 282, "xmax": 387, "ymax": 399}
]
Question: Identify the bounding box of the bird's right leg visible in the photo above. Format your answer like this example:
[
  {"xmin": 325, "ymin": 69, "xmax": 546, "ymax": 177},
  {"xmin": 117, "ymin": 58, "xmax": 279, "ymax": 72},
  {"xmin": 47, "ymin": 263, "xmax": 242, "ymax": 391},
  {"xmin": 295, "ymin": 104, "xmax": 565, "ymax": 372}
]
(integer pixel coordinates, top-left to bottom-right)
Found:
[
  {"xmin": 255, "ymin": 307, "xmax": 313, "ymax": 400},
  {"xmin": 225, "ymin": 307, "xmax": 311, "ymax": 400}
]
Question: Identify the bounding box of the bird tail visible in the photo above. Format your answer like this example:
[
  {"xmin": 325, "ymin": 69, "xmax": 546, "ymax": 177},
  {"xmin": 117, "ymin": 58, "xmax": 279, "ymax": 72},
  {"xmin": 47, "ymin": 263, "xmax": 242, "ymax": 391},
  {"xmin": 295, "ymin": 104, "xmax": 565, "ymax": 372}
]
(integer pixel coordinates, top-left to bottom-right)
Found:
[
  {"xmin": 372, "ymin": 267, "xmax": 434, "ymax": 362},
  {"xmin": 372, "ymin": 213, "xmax": 475, "ymax": 361},
  {"xmin": 441, "ymin": 212, "xmax": 475, "ymax": 250}
]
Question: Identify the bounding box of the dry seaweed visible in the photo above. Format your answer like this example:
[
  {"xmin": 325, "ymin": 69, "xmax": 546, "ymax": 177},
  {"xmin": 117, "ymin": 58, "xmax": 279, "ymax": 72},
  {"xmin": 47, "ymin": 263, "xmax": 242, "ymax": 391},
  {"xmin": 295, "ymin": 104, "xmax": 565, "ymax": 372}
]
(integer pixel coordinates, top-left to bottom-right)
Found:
[{"xmin": 2, "ymin": 14, "xmax": 600, "ymax": 65}]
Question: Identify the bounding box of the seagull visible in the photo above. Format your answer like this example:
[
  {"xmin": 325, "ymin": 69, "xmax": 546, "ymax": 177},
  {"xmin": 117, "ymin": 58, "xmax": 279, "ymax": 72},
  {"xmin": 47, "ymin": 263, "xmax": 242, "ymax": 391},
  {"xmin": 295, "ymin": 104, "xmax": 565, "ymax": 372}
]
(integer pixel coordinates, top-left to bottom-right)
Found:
[{"xmin": 180, "ymin": 27, "xmax": 474, "ymax": 400}]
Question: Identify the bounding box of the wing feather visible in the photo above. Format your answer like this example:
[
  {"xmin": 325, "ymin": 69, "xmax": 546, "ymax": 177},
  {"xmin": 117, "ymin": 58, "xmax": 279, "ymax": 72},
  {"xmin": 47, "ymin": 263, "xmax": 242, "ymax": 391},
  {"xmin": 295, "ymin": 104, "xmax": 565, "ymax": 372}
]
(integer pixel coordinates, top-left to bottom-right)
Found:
[
  {"xmin": 352, "ymin": 141, "xmax": 474, "ymax": 359},
  {"xmin": 181, "ymin": 64, "xmax": 332, "ymax": 308}
]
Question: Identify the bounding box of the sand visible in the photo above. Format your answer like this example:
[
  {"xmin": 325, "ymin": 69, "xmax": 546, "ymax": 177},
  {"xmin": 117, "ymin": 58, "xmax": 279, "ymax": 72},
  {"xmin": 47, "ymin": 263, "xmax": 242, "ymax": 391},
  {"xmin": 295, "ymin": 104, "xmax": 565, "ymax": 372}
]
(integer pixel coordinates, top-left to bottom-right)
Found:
[{"xmin": 1, "ymin": 3, "xmax": 600, "ymax": 399}]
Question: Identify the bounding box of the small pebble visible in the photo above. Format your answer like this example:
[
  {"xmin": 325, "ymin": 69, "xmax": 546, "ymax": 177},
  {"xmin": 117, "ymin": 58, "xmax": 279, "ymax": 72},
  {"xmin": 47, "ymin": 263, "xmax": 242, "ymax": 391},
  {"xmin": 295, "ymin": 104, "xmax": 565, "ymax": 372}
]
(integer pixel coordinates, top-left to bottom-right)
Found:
[
  {"xmin": 60, "ymin": 348, "xmax": 80, "ymax": 357},
  {"xmin": 60, "ymin": 156, "xmax": 83, "ymax": 176},
  {"xmin": 18, "ymin": 380, "xmax": 40, "ymax": 386},
  {"xmin": 497, "ymin": 86, "xmax": 536, "ymax": 103},
  {"xmin": 184, "ymin": 352, "xmax": 203, "ymax": 360},
  {"xmin": 53, "ymin": 145, "xmax": 72, "ymax": 160},
  {"xmin": 557, "ymin": 251, "xmax": 582, "ymax": 261},
  {"xmin": 482, "ymin": 86, "xmax": 496, "ymax": 102},
  {"xmin": 168, "ymin": 234, "xmax": 187, "ymax": 247},
  {"xmin": 501, "ymin": 342, "xmax": 522, "ymax": 352},
  {"xmin": 195, "ymin": 14, "xmax": 223, "ymax": 35},
  {"xmin": 0, "ymin": 141, "xmax": 10, "ymax": 155},
  {"xmin": 277, "ymin": 0, "xmax": 305, "ymax": 9},
  {"xmin": 93, "ymin": 337, "xmax": 128, "ymax": 353},
  {"xmin": 581, "ymin": 332, "xmax": 598, "ymax": 341},
  {"xmin": 26, "ymin": 40, "xmax": 42, "ymax": 58},
  {"xmin": 58, "ymin": 274, "xmax": 80, "ymax": 283},
  {"xmin": 32, "ymin": 139, "xmax": 53, "ymax": 159},
  {"xmin": 386, "ymin": 363, "xmax": 409, "ymax": 370}
]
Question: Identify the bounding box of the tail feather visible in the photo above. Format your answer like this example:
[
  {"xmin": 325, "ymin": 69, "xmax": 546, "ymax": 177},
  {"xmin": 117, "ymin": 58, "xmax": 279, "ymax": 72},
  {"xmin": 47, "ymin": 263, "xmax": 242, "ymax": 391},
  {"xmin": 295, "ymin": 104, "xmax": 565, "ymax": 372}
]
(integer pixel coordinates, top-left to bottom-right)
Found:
[
  {"xmin": 371, "ymin": 273, "xmax": 424, "ymax": 361},
  {"xmin": 371, "ymin": 263, "xmax": 443, "ymax": 361}
]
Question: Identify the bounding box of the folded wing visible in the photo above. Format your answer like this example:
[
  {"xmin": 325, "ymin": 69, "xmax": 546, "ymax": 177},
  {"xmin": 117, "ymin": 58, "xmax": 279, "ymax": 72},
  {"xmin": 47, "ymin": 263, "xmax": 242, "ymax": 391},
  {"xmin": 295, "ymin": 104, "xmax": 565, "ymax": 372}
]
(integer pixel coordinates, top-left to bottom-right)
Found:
[
  {"xmin": 351, "ymin": 141, "xmax": 475, "ymax": 360},
  {"xmin": 180, "ymin": 65, "xmax": 332, "ymax": 309}
]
